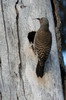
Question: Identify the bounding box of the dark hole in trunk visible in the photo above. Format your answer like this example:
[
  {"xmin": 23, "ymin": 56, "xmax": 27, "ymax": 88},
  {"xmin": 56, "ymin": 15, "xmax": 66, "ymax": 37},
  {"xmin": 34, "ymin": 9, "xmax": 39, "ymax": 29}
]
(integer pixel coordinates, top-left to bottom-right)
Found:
[{"xmin": 28, "ymin": 31, "xmax": 36, "ymax": 43}]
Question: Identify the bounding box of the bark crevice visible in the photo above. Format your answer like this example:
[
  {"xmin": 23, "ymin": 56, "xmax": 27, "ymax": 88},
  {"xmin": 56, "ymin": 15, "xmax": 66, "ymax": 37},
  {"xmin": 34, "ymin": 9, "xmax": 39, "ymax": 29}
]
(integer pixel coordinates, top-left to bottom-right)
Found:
[
  {"xmin": 51, "ymin": 0, "xmax": 57, "ymax": 27},
  {"xmin": 0, "ymin": 58, "xmax": 1, "ymax": 67},
  {"xmin": 1, "ymin": 0, "xmax": 10, "ymax": 89},
  {"xmin": 1, "ymin": 0, "xmax": 10, "ymax": 63},
  {"xmin": 0, "ymin": 91, "xmax": 2, "ymax": 100},
  {"xmin": 15, "ymin": 1, "xmax": 27, "ymax": 100},
  {"xmin": 15, "ymin": 0, "xmax": 22, "ymax": 79},
  {"xmin": 16, "ymin": 94, "xmax": 19, "ymax": 100},
  {"xmin": 0, "ymin": 67, "xmax": 4, "ymax": 88}
]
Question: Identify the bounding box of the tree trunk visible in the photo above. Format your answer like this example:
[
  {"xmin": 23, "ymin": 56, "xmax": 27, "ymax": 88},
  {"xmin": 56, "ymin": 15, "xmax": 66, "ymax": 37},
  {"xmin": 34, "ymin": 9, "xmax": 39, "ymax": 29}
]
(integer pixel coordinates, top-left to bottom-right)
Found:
[{"xmin": 0, "ymin": 0, "xmax": 64, "ymax": 100}]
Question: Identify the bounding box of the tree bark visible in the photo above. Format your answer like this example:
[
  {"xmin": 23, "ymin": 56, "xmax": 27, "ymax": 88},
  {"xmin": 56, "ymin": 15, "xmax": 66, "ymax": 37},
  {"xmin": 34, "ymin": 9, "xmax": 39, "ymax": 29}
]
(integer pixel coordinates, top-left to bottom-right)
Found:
[{"xmin": 0, "ymin": 0, "xmax": 64, "ymax": 100}]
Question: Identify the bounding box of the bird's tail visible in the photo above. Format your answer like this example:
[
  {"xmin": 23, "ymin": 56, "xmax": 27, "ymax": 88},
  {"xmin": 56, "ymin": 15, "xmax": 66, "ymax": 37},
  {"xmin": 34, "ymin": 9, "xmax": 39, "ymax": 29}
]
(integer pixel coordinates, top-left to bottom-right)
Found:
[{"xmin": 36, "ymin": 61, "xmax": 44, "ymax": 78}]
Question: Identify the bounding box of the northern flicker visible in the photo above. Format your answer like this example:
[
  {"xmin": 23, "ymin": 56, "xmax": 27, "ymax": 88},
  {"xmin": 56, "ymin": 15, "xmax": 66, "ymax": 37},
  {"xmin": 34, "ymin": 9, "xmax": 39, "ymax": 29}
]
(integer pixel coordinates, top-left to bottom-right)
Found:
[{"xmin": 34, "ymin": 17, "xmax": 52, "ymax": 78}]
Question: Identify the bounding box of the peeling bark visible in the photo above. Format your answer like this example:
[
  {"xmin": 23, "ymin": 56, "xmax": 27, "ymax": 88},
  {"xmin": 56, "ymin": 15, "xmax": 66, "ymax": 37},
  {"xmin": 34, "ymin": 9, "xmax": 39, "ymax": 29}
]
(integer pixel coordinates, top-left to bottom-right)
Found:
[
  {"xmin": 51, "ymin": 0, "xmax": 64, "ymax": 70},
  {"xmin": 51, "ymin": 0, "xmax": 65, "ymax": 99}
]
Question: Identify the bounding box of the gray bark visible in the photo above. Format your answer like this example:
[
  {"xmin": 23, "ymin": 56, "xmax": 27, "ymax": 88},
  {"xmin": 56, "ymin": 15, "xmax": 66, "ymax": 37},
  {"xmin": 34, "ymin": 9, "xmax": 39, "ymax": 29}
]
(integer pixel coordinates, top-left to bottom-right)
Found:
[{"xmin": 0, "ymin": 0, "xmax": 64, "ymax": 100}]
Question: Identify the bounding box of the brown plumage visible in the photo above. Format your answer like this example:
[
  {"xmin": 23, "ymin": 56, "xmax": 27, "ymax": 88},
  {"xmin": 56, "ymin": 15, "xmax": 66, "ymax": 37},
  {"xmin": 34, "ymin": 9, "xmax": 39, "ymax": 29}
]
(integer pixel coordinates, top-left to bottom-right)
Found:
[{"xmin": 34, "ymin": 17, "xmax": 52, "ymax": 78}]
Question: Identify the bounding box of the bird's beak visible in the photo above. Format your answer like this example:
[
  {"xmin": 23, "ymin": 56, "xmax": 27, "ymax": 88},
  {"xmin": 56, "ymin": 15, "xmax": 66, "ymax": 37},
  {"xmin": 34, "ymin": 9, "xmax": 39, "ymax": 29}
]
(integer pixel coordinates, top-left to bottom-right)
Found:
[
  {"xmin": 36, "ymin": 18, "xmax": 40, "ymax": 20},
  {"xmin": 33, "ymin": 18, "xmax": 40, "ymax": 20}
]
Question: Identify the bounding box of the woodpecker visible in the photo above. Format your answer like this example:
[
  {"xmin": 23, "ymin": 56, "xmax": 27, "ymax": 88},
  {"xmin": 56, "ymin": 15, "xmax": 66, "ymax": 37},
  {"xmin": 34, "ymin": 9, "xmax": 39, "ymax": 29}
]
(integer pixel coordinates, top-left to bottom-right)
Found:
[{"xmin": 34, "ymin": 17, "xmax": 52, "ymax": 78}]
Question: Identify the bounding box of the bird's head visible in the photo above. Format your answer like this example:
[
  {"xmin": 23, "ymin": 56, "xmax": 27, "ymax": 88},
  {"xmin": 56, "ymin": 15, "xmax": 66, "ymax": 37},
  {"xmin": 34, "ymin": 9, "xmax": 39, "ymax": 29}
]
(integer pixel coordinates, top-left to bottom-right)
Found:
[
  {"xmin": 36, "ymin": 17, "xmax": 49, "ymax": 30},
  {"xmin": 37, "ymin": 17, "xmax": 49, "ymax": 25}
]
